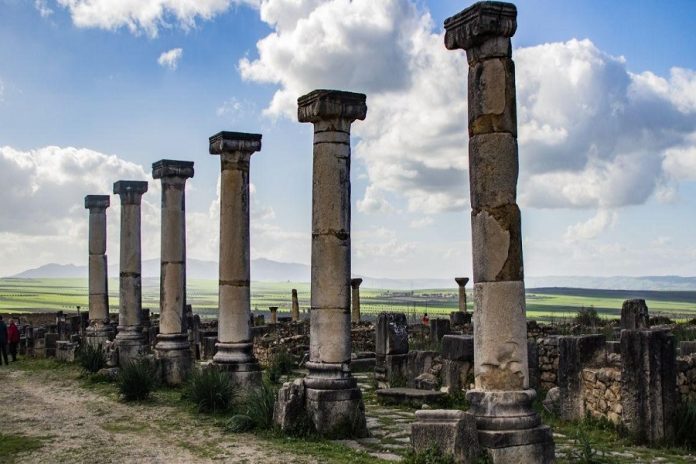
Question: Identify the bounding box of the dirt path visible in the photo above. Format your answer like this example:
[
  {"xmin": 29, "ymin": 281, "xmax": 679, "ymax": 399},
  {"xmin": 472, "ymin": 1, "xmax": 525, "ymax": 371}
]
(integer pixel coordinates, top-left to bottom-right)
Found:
[{"xmin": 0, "ymin": 364, "xmax": 317, "ymax": 464}]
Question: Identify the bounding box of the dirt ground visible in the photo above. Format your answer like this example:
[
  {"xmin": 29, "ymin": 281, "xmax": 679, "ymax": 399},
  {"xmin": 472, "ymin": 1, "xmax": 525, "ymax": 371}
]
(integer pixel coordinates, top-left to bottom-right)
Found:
[{"xmin": 0, "ymin": 363, "xmax": 317, "ymax": 464}]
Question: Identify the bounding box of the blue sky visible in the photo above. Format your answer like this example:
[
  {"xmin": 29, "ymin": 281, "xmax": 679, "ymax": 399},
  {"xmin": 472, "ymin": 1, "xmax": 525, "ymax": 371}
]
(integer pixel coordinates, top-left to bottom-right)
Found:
[{"xmin": 0, "ymin": 0, "xmax": 695, "ymax": 279}]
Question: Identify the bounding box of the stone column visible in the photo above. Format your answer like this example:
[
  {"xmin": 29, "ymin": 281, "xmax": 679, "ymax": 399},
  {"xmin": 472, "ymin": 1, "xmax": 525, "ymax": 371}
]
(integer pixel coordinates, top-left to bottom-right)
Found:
[
  {"xmin": 291, "ymin": 289, "xmax": 300, "ymax": 321},
  {"xmin": 301, "ymin": 89, "xmax": 368, "ymax": 438},
  {"xmin": 209, "ymin": 131, "xmax": 262, "ymax": 388},
  {"xmin": 350, "ymin": 278, "xmax": 363, "ymax": 323},
  {"xmin": 269, "ymin": 306, "xmax": 278, "ymax": 324},
  {"xmin": 84, "ymin": 195, "xmax": 113, "ymax": 346},
  {"xmin": 455, "ymin": 277, "xmax": 469, "ymax": 312},
  {"xmin": 444, "ymin": 2, "xmax": 554, "ymax": 461},
  {"xmin": 113, "ymin": 181, "xmax": 149, "ymax": 366},
  {"xmin": 152, "ymin": 159, "xmax": 194, "ymax": 385}
]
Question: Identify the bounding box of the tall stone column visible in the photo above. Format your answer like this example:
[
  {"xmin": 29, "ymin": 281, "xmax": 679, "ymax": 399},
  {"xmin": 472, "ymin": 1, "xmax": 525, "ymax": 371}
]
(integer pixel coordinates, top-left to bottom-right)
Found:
[
  {"xmin": 291, "ymin": 289, "xmax": 300, "ymax": 321},
  {"xmin": 152, "ymin": 160, "xmax": 194, "ymax": 385},
  {"xmin": 444, "ymin": 2, "xmax": 554, "ymax": 461},
  {"xmin": 455, "ymin": 277, "xmax": 469, "ymax": 312},
  {"xmin": 84, "ymin": 195, "xmax": 113, "ymax": 346},
  {"xmin": 301, "ymin": 89, "xmax": 368, "ymax": 438},
  {"xmin": 113, "ymin": 181, "xmax": 149, "ymax": 366},
  {"xmin": 351, "ymin": 278, "xmax": 363, "ymax": 323},
  {"xmin": 209, "ymin": 131, "xmax": 262, "ymax": 388}
]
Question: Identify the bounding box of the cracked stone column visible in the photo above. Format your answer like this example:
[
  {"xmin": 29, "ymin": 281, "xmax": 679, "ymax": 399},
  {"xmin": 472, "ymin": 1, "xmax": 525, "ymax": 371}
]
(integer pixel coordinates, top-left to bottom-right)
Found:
[
  {"xmin": 153, "ymin": 160, "xmax": 194, "ymax": 385},
  {"xmin": 113, "ymin": 181, "xmax": 149, "ymax": 366},
  {"xmin": 291, "ymin": 289, "xmax": 300, "ymax": 321},
  {"xmin": 351, "ymin": 278, "xmax": 363, "ymax": 323},
  {"xmin": 209, "ymin": 131, "xmax": 262, "ymax": 388},
  {"xmin": 444, "ymin": 2, "xmax": 554, "ymax": 462},
  {"xmin": 299, "ymin": 89, "xmax": 368, "ymax": 438},
  {"xmin": 85, "ymin": 195, "xmax": 113, "ymax": 346}
]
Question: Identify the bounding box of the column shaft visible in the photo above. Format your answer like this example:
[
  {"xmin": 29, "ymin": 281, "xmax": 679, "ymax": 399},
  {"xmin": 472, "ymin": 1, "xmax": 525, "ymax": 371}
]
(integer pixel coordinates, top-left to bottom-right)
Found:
[
  {"xmin": 351, "ymin": 278, "xmax": 362, "ymax": 323},
  {"xmin": 85, "ymin": 195, "xmax": 111, "ymax": 345},
  {"xmin": 291, "ymin": 289, "xmax": 300, "ymax": 321}
]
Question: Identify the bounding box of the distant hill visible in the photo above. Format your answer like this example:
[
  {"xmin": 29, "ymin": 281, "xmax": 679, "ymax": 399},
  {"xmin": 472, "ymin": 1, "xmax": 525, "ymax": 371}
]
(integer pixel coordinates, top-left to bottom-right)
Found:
[{"xmin": 8, "ymin": 262, "xmax": 696, "ymax": 291}]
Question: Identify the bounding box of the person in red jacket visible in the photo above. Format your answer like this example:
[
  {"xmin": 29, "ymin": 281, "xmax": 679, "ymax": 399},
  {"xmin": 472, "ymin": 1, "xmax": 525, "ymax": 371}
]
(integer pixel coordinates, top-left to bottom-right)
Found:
[{"xmin": 7, "ymin": 318, "xmax": 20, "ymax": 362}]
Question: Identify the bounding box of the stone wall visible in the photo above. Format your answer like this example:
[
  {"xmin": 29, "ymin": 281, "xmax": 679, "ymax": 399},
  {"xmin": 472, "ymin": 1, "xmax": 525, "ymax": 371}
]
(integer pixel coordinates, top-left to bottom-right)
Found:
[
  {"xmin": 677, "ymin": 353, "xmax": 696, "ymax": 402},
  {"xmin": 537, "ymin": 336, "xmax": 560, "ymax": 391},
  {"xmin": 581, "ymin": 367, "xmax": 623, "ymax": 424}
]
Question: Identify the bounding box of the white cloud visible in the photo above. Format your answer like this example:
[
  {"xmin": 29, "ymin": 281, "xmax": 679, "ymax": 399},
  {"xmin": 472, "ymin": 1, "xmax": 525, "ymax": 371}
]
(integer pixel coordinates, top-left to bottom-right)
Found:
[
  {"xmin": 158, "ymin": 48, "xmax": 183, "ymax": 70},
  {"xmin": 56, "ymin": 0, "xmax": 257, "ymax": 36},
  {"xmin": 564, "ymin": 209, "xmax": 617, "ymax": 241},
  {"xmin": 357, "ymin": 185, "xmax": 394, "ymax": 214},
  {"xmin": 662, "ymin": 133, "xmax": 696, "ymax": 181},
  {"xmin": 0, "ymin": 79, "xmax": 4, "ymax": 102},
  {"xmin": 409, "ymin": 217, "xmax": 433, "ymax": 229},
  {"xmin": 240, "ymin": 2, "xmax": 696, "ymax": 216},
  {"xmin": 35, "ymin": 0, "xmax": 54, "ymax": 17}
]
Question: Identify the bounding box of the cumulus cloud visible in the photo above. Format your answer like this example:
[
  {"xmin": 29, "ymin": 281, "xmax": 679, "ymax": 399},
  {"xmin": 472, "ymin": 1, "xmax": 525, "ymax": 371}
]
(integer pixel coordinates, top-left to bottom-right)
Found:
[
  {"xmin": 241, "ymin": 1, "xmax": 696, "ymax": 218},
  {"xmin": 55, "ymin": 0, "xmax": 257, "ymax": 36},
  {"xmin": 564, "ymin": 209, "xmax": 617, "ymax": 241},
  {"xmin": 158, "ymin": 48, "xmax": 183, "ymax": 70},
  {"xmin": 35, "ymin": 0, "xmax": 54, "ymax": 17}
]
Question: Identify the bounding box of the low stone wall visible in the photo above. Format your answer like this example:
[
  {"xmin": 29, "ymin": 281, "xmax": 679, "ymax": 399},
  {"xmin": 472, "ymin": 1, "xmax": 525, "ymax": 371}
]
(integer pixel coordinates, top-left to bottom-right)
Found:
[
  {"xmin": 581, "ymin": 367, "xmax": 622, "ymax": 424},
  {"xmin": 537, "ymin": 336, "xmax": 560, "ymax": 391},
  {"xmin": 677, "ymin": 353, "xmax": 696, "ymax": 402}
]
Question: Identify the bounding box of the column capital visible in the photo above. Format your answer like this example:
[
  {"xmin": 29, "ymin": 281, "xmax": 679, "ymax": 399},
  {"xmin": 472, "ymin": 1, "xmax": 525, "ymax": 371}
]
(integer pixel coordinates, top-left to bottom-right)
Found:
[
  {"xmin": 298, "ymin": 89, "xmax": 367, "ymax": 124},
  {"xmin": 444, "ymin": 1, "xmax": 516, "ymax": 51},
  {"xmin": 113, "ymin": 180, "xmax": 148, "ymax": 204},
  {"xmin": 152, "ymin": 159, "xmax": 194, "ymax": 180},
  {"xmin": 455, "ymin": 277, "xmax": 470, "ymax": 287},
  {"xmin": 350, "ymin": 278, "xmax": 363, "ymax": 289},
  {"xmin": 209, "ymin": 131, "xmax": 262, "ymax": 155},
  {"xmin": 84, "ymin": 195, "xmax": 110, "ymax": 211}
]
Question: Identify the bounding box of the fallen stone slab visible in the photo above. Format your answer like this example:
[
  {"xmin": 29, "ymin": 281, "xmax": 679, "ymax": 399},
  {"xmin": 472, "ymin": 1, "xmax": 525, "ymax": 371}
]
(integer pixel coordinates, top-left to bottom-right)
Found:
[{"xmin": 376, "ymin": 387, "xmax": 446, "ymax": 407}]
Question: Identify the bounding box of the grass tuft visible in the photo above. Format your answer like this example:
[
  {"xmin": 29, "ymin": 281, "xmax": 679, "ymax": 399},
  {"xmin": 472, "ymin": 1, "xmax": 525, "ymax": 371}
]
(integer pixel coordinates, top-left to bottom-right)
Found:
[
  {"xmin": 117, "ymin": 358, "xmax": 158, "ymax": 401},
  {"xmin": 77, "ymin": 343, "xmax": 107, "ymax": 374},
  {"xmin": 182, "ymin": 367, "xmax": 235, "ymax": 414}
]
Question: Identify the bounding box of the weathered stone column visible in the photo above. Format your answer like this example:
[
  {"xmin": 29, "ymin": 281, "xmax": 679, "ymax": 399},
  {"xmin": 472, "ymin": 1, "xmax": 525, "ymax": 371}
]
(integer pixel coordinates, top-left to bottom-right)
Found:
[
  {"xmin": 209, "ymin": 131, "xmax": 262, "ymax": 388},
  {"xmin": 350, "ymin": 278, "xmax": 363, "ymax": 323},
  {"xmin": 443, "ymin": 2, "xmax": 554, "ymax": 461},
  {"xmin": 84, "ymin": 195, "xmax": 113, "ymax": 346},
  {"xmin": 291, "ymin": 289, "xmax": 300, "ymax": 321},
  {"xmin": 269, "ymin": 306, "xmax": 278, "ymax": 324},
  {"xmin": 455, "ymin": 277, "xmax": 469, "ymax": 312},
  {"xmin": 113, "ymin": 181, "xmax": 149, "ymax": 366},
  {"xmin": 301, "ymin": 89, "xmax": 368, "ymax": 437},
  {"xmin": 152, "ymin": 159, "xmax": 194, "ymax": 385}
]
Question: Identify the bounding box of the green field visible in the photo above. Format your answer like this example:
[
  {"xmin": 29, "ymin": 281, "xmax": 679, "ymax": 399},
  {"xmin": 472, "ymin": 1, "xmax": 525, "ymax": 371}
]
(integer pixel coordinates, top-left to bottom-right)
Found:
[{"xmin": 0, "ymin": 278, "xmax": 694, "ymax": 322}]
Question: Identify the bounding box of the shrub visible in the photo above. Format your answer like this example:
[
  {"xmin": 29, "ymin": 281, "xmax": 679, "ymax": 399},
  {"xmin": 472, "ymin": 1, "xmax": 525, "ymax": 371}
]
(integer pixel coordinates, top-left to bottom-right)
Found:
[
  {"xmin": 267, "ymin": 349, "xmax": 296, "ymax": 384},
  {"xmin": 575, "ymin": 305, "xmax": 601, "ymax": 327},
  {"xmin": 117, "ymin": 358, "xmax": 158, "ymax": 401},
  {"xmin": 673, "ymin": 401, "xmax": 696, "ymax": 450},
  {"xmin": 564, "ymin": 424, "xmax": 610, "ymax": 464},
  {"xmin": 226, "ymin": 414, "xmax": 254, "ymax": 433},
  {"xmin": 238, "ymin": 378, "xmax": 277, "ymax": 430},
  {"xmin": 183, "ymin": 368, "xmax": 235, "ymax": 414},
  {"xmin": 403, "ymin": 445, "xmax": 455, "ymax": 464},
  {"xmin": 78, "ymin": 343, "xmax": 106, "ymax": 374}
]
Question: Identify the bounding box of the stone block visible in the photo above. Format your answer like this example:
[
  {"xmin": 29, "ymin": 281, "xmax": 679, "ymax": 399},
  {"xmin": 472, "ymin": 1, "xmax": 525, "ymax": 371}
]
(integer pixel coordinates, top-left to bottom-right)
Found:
[
  {"xmin": 441, "ymin": 359, "xmax": 473, "ymax": 392},
  {"xmin": 680, "ymin": 341, "xmax": 696, "ymax": 356},
  {"xmin": 469, "ymin": 133, "xmax": 518, "ymax": 210},
  {"xmin": 527, "ymin": 338, "xmax": 539, "ymax": 390},
  {"xmin": 558, "ymin": 334, "xmax": 606, "ymax": 421},
  {"xmin": 442, "ymin": 335, "xmax": 474, "ymax": 362},
  {"xmin": 375, "ymin": 312, "xmax": 408, "ymax": 356},
  {"xmin": 430, "ymin": 318, "xmax": 451, "ymax": 344},
  {"xmin": 621, "ymin": 299, "xmax": 649, "ymax": 330},
  {"xmin": 468, "ymin": 58, "xmax": 517, "ymax": 136},
  {"xmin": 55, "ymin": 341, "xmax": 78, "ymax": 362},
  {"xmin": 411, "ymin": 410, "xmax": 480, "ymax": 463},
  {"xmin": 471, "ymin": 206, "xmax": 523, "ymax": 282},
  {"xmin": 305, "ymin": 387, "xmax": 368, "ymax": 438},
  {"xmin": 450, "ymin": 311, "xmax": 472, "ymax": 326},
  {"xmin": 45, "ymin": 333, "xmax": 58, "ymax": 358},
  {"xmin": 376, "ymin": 388, "xmax": 446, "ymax": 408},
  {"xmin": 274, "ymin": 378, "xmax": 307, "ymax": 432}
]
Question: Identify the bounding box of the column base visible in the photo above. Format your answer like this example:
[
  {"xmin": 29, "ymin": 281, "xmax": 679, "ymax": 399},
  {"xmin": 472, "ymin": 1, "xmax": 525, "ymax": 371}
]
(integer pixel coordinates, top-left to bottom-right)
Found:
[
  {"xmin": 411, "ymin": 409, "xmax": 480, "ymax": 463},
  {"xmin": 85, "ymin": 325, "xmax": 114, "ymax": 348},
  {"xmin": 155, "ymin": 333, "xmax": 192, "ymax": 385},
  {"xmin": 213, "ymin": 340, "xmax": 262, "ymax": 389},
  {"xmin": 466, "ymin": 389, "xmax": 555, "ymax": 464},
  {"xmin": 115, "ymin": 326, "xmax": 147, "ymax": 367}
]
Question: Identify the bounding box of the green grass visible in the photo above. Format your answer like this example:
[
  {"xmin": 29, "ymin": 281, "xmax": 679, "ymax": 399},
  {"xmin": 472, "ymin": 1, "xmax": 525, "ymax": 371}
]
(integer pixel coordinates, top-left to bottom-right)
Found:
[
  {"xmin": 0, "ymin": 433, "xmax": 46, "ymax": 463},
  {"xmin": 1, "ymin": 278, "xmax": 695, "ymax": 322}
]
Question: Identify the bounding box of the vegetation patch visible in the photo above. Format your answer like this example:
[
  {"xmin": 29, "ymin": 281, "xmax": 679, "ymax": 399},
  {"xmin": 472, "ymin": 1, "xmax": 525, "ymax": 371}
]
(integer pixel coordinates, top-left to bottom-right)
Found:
[
  {"xmin": 182, "ymin": 367, "xmax": 235, "ymax": 413},
  {"xmin": 0, "ymin": 433, "xmax": 45, "ymax": 463},
  {"xmin": 77, "ymin": 343, "xmax": 107, "ymax": 373},
  {"xmin": 117, "ymin": 358, "xmax": 159, "ymax": 401}
]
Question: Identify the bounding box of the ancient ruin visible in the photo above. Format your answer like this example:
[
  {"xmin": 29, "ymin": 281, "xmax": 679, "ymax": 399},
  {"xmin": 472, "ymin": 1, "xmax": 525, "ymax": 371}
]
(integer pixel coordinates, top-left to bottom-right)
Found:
[
  {"xmin": 209, "ymin": 131, "xmax": 263, "ymax": 388},
  {"xmin": 113, "ymin": 180, "xmax": 149, "ymax": 366},
  {"xmin": 351, "ymin": 278, "xmax": 363, "ymax": 323},
  {"xmin": 153, "ymin": 160, "xmax": 195, "ymax": 385},
  {"xmin": 84, "ymin": 195, "xmax": 113, "ymax": 346}
]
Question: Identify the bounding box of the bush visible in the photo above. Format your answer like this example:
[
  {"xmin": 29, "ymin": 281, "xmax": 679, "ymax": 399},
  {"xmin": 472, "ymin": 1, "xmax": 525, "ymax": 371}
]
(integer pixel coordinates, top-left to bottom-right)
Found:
[
  {"xmin": 238, "ymin": 378, "xmax": 277, "ymax": 430},
  {"xmin": 404, "ymin": 445, "xmax": 455, "ymax": 464},
  {"xmin": 183, "ymin": 368, "xmax": 235, "ymax": 414},
  {"xmin": 226, "ymin": 414, "xmax": 254, "ymax": 433},
  {"xmin": 564, "ymin": 424, "xmax": 610, "ymax": 464},
  {"xmin": 575, "ymin": 306, "xmax": 601, "ymax": 327},
  {"xmin": 673, "ymin": 401, "xmax": 696, "ymax": 450},
  {"xmin": 117, "ymin": 358, "xmax": 158, "ymax": 401},
  {"xmin": 78, "ymin": 343, "xmax": 106, "ymax": 374},
  {"xmin": 267, "ymin": 349, "xmax": 296, "ymax": 384}
]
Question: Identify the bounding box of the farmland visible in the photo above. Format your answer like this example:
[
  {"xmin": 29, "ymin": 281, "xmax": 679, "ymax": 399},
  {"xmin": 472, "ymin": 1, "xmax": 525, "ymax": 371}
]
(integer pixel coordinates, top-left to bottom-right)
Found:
[{"xmin": 1, "ymin": 278, "xmax": 695, "ymax": 322}]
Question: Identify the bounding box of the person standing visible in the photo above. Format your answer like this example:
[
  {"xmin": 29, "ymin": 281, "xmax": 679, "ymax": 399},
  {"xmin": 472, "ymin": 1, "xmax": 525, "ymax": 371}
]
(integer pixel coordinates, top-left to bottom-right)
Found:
[
  {"xmin": 0, "ymin": 316, "xmax": 8, "ymax": 365},
  {"xmin": 7, "ymin": 319, "xmax": 19, "ymax": 362}
]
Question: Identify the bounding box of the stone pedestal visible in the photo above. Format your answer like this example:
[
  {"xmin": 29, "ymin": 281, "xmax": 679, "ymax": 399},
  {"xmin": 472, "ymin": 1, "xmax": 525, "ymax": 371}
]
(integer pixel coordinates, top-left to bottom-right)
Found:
[
  {"xmin": 443, "ymin": 2, "xmax": 554, "ymax": 462},
  {"xmin": 412, "ymin": 410, "xmax": 480, "ymax": 464},
  {"xmin": 84, "ymin": 195, "xmax": 114, "ymax": 346},
  {"xmin": 152, "ymin": 160, "xmax": 195, "ymax": 385},
  {"xmin": 301, "ymin": 89, "xmax": 368, "ymax": 438},
  {"xmin": 113, "ymin": 181, "xmax": 149, "ymax": 366},
  {"xmin": 351, "ymin": 278, "xmax": 363, "ymax": 323},
  {"xmin": 269, "ymin": 306, "xmax": 278, "ymax": 324},
  {"xmin": 620, "ymin": 299, "xmax": 649, "ymax": 330},
  {"xmin": 291, "ymin": 289, "xmax": 300, "ymax": 321},
  {"xmin": 210, "ymin": 131, "xmax": 262, "ymax": 389}
]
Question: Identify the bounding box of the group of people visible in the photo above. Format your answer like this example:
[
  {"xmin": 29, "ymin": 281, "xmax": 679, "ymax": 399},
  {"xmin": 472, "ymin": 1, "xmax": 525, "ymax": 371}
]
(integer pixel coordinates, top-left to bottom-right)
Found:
[{"xmin": 0, "ymin": 316, "xmax": 20, "ymax": 365}]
